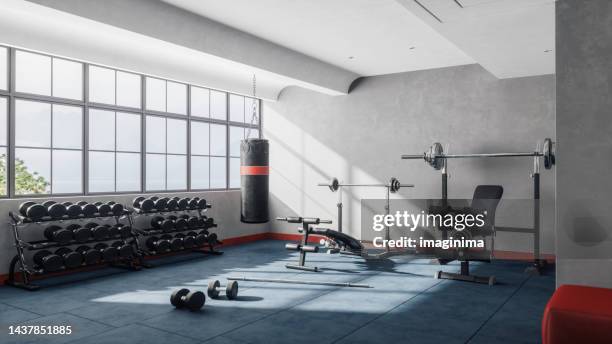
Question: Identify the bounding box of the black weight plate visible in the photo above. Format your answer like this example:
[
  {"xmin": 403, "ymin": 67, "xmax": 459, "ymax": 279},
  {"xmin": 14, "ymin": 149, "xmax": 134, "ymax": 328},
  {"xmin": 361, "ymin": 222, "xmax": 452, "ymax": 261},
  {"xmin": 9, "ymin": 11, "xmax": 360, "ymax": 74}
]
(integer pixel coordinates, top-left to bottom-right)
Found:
[
  {"xmin": 97, "ymin": 203, "xmax": 111, "ymax": 216},
  {"xmin": 133, "ymin": 196, "xmax": 145, "ymax": 208},
  {"xmin": 33, "ymin": 250, "xmax": 52, "ymax": 265},
  {"xmin": 118, "ymin": 225, "xmax": 132, "ymax": 238},
  {"xmin": 93, "ymin": 226, "xmax": 110, "ymax": 240},
  {"xmin": 154, "ymin": 198, "xmax": 168, "ymax": 210},
  {"xmin": 226, "ymin": 281, "xmax": 239, "ymax": 300},
  {"xmin": 170, "ymin": 288, "xmax": 190, "ymax": 308},
  {"xmin": 166, "ymin": 198, "xmax": 178, "ymax": 210},
  {"xmin": 27, "ymin": 204, "xmax": 47, "ymax": 220},
  {"xmin": 65, "ymin": 204, "xmax": 82, "ymax": 218},
  {"xmin": 47, "ymin": 203, "xmax": 66, "ymax": 219},
  {"xmin": 187, "ymin": 217, "xmax": 199, "ymax": 228},
  {"xmin": 157, "ymin": 240, "xmax": 171, "ymax": 252},
  {"xmin": 117, "ymin": 245, "xmax": 133, "ymax": 259},
  {"xmin": 185, "ymin": 291, "xmax": 205, "ymax": 311},
  {"xmin": 109, "ymin": 203, "xmax": 124, "ymax": 216},
  {"xmin": 169, "ymin": 238, "xmax": 182, "ymax": 251},
  {"xmin": 108, "ymin": 225, "xmax": 120, "ymax": 237},
  {"xmin": 63, "ymin": 251, "xmax": 83, "ymax": 269},
  {"xmin": 197, "ymin": 198, "xmax": 208, "ymax": 209},
  {"xmin": 83, "ymin": 249, "xmax": 102, "ymax": 265},
  {"xmin": 177, "ymin": 198, "xmax": 189, "ymax": 210},
  {"xmin": 175, "ymin": 218, "xmax": 188, "ymax": 231},
  {"xmin": 194, "ymin": 233, "xmax": 207, "ymax": 246},
  {"xmin": 161, "ymin": 219, "xmax": 174, "ymax": 232},
  {"xmin": 207, "ymin": 280, "xmax": 220, "ymax": 299},
  {"xmin": 101, "ymin": 246, "xmax": 119, "ymax": 262},
  {"xmin": 42, "ymin": 254, "xmax": 63, "ymax": 272},
  {"xmin": 81, "ymin": 203, "xmax": 97, "ymax": 217},
  {"xmin": 74, "ymin": 227, "xmax": 93, "ymax": 243},
  {"xmin": 19, "ymin": 201, "xmax": 36, "ymax": 217},
  {"xmin": 54, "ymin": 229, "xmax": 74, "ymax": 245},
  {"xmin": 42, "ymin": 200, "xmax": 56, "ymax": 207},
  {"xmin": 182, "ymin": 235, "xmax": 196, "ymax": 249}
]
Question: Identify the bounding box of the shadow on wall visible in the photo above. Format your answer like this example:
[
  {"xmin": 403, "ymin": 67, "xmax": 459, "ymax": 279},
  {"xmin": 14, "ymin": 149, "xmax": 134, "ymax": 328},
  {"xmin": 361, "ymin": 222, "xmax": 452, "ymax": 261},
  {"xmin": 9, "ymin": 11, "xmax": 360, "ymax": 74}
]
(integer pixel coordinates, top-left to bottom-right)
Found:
[{"xmin": 263, "ymin": 64, "xmax": 556, "ymax": 254}]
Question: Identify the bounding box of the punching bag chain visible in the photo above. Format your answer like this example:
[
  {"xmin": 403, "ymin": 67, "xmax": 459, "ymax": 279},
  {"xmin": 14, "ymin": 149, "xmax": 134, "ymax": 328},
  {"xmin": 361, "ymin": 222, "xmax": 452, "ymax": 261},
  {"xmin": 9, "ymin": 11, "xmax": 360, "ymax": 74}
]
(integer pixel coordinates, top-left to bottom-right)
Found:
[{"xmin": 246, "ymin": 74, "xmax": 258, "ymax": 139}]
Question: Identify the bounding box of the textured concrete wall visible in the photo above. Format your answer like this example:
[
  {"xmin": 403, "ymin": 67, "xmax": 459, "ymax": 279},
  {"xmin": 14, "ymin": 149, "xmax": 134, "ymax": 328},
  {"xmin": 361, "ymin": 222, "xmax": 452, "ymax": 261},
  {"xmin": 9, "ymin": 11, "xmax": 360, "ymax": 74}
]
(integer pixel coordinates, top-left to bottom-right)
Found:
[
  {"xmin": 0, "ymin": 191, "xmax": 268, "ymax": 275},
  {"xmin": 556, "ymin": 0, "xmax": 612, "ymax": 288},
  {"xmin": 264, "ymin": 64, "xmax": 555, "ymax": 255}
]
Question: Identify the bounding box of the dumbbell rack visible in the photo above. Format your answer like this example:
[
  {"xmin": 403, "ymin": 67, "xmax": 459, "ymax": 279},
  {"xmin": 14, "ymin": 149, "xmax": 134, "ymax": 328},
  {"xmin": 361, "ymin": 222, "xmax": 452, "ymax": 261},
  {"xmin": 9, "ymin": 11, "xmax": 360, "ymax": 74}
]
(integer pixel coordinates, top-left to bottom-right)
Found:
[
  {"xmin": 130, "ymin": 207, "xmax": 222, "ymax": 264},
  {"xmin": 6, "ymin": 208, "xmax": 141, "ymax": 291}
]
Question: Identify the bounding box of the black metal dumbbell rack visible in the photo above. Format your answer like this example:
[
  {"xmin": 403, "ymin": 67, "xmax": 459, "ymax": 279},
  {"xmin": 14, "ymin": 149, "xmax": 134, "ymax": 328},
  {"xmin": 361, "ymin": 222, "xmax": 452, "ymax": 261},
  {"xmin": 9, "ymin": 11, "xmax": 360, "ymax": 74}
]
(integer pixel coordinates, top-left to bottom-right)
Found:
[
  {"xmin": 7, "ymin": 205, "xmax": 141, "ymax": 291},
  {"xmin": 130, "ymin": 199, "xmax": 222, "ymax": 265}
]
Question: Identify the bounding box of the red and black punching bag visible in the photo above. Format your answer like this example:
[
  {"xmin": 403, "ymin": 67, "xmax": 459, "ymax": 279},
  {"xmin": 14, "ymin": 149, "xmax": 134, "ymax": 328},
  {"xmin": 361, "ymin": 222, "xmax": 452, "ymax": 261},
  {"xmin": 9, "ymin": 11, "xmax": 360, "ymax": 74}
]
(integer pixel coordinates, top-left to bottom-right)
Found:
[{"xmin": 240, "ymin": 138, "xmax": 269, "ymax": 223}]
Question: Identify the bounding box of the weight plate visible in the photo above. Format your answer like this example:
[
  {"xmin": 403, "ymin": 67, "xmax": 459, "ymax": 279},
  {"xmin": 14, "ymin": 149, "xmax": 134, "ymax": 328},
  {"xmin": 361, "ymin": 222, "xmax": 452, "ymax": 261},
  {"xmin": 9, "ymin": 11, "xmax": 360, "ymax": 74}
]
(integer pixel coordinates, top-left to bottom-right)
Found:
[
  {"xmin": 26, "ymin": 204, "xmax": 47, "ymax": 220},
  {"xmin": 170, "ymin": 288, "xmax": 190, "ymax": 308},
  {"xmin": 81, "ymin": 203, "xmax": 98, "ymax": 217},
  {"xmin": 428, "ymin": 142, "xmax": 445, "ymax": 170},
  {"xmin": 133, "ymin": 197, "xmax": 145, "ymax": 208},
  {"xmin": 109, "ymin": 203, "xmax": 124, "ymax": 216},
  {"xmin": 226, "ymin": 281, "xmax": 239, "ymax": 300},
  {"xmin": 47, "ymin": 203, "xmax": 67, "ymax": 219},
  {"xmin": 207, "ymin": 280, "xmax": 220, "ymax": 299},
  {"xmin": 63, "ymin": 251, "xmax": 83, "ymax": 269},
  {"xmin": 185, "ymin": 291, "xmax": 205, "ymax": 311},
  {"xmin": 19, "ymin": 201, "xmax": 36, "ymax": 217},
  {"xmin": 329, "ymin": 178, "xmax": 339, "ymax": 192},
  {"xmin": 65, "ymin": 204, "xmax": 82, "ymax": 218},
  {"xmin": 73, "ymin": 227, "xmax": 92, "ymax": 243}
]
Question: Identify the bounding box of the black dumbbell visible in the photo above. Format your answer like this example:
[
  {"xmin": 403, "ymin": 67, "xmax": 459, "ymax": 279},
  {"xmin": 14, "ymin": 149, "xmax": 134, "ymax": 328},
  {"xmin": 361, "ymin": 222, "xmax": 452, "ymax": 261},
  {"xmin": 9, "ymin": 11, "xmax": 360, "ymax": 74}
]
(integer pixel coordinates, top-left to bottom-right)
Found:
[
  {"xmin": 180, "ymin": 215, "xmax": 200, "ymax": 229},
  {"xmin": 107, "ymin": 224, "xmax": 119, "ymax": 238},
  {"xmin": 111, "ymin": 241, "xmax": 134, "ymax": 259},
  {"xmin": 76, "ymin": 246, "xmax": 103, "ymax": 265},
  {"xmin": 55, "ymin": 247, "xmax": 83, "ymax": 269},
  {"xmin": 175, "ymin": 197, "xmax": 189, "ymax": 210},
  {"xmin": 156, "ymin": 197, "xmax": 169, "ymax": 211},
  {"xmin": 66, "ymin": 224, "xmax": 92, "ymax": 243},
  {"xmin": 133, "ymin": 196, "xmax": 154, "ymax": 212},
  {"xmin": 174, "ymin": 233, "xmax": 196, "ymax": 249},
  {"xmin": 161, "ymin": 234, "xmax": 182, "ymax": 251},
  {"xmin": 33, "ymin": 250, "xmax": 63, "ymax": 272},
  {"xmin": 187, "ymin": 198, "xmax": 199, "ymax": 210},
  {"xmin": 85, "ymin": 222, "xmax": 110, "ymax": 241},
  {"xmin": 107, "ymin": 202, "xmax": 125, "ymax": 216},
  {"xmin": 166, "ymin": 198, "xmax": 178, "ymax": 211},
  {"xmin": 145, "ymin": 236, "xmax": 171, "ymax": 253},
  {"xmin": 19, "ymin": 201, "xmax": 46, "ymax": 221},
  {"xmin": 170, "ymin": 288, "xmax": 205, "ymax": 311},
  {"xmin": 207, "ymin": 280, "xmax": 239, "ymax": 300},
  {"xmin": 168, "ymin": 215, "xmax": 188, "ymax": 231},
  {"xmin": 151, "ymin": 216, "xmax": 174, "ymax": 232},
  {"xmin": 196, "ymin": 198, "xmax": 211, "ymax": 210},
  {"xmin": 77, "ymin": 201, "xmax": 98, "ymax": 217},
  {"xmin": 94, "ymin": 243, "xmax": 119, "ymax": 262},
  {"xmin": 188, "ymin": 231, "xmax": 207, "ymax": 247},
  {"xmin": 42, "ymin": 201, "xmax": 67, "ymax": 219},
  {"xmin": 117, "ymin": 224, "xmax": 132, "ymax": 238},
  {"xmin": 62, "ymin": 202, "xmax": 82, "ymax": 218},
  {"xmin": 44, "ymin": 225, "xmax": 73, "ymax": 244},
  {"xmin": 94, "ymin": 202, "xmax": 112, "ymax": 216},
  {"xmin": 207, "ymin": 232, "xmax": 220, "ymax": 246}
]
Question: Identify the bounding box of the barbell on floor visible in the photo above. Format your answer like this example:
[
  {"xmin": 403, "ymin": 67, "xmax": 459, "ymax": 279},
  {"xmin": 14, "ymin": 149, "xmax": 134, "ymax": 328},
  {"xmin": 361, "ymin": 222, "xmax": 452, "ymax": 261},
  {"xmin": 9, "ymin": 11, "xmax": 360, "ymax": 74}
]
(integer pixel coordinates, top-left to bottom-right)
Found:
[
  {"xmin": 401, "ymin": 138, "xmax": 556, "ymax": 170},
  {"xmin": 226, "ymin": 276, "xmax": 372, "ymax": 288},
  {"xmin": 318, "ymin": 177, "xmax": 413, "ymax": 193}
]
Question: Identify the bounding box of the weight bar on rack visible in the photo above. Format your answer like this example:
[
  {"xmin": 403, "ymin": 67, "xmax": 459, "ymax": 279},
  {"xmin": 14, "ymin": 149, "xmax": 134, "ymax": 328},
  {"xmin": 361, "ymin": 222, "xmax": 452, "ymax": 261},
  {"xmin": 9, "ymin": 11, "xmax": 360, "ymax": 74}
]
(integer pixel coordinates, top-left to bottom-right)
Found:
[
  {"xmin": 18, "ymin": 201, "xmax": 47, "ymax": 221},
  {"xmin": 85, "ymin": 222, "xmax": 111, "ymax": 241},
  {"xmin": 170, "ymin": 288, "xmax": 205, "ymax": 311},
  {"xmin": 66, "ymin": 224, "xmax": 93, "ymax": 243},
  {"xmin": 145, "ymin": 236, "xmax": 171, "ymax": 253},
  {"xmin": 151, "ymin": 216, "xmax": 174, "ymax": 232},
  {"xmin": 76, "ymin": 245, "xmax": 103, "ymax": 265},
  {"xmin": 62, "ymin": 202, "xmax": 82, "ymax": 218},
  {"xmin": 44, "ymin": 225, "xmax": 73, "ymax": 245},
  {"xmin": 318, "ymin": 177, "xmax": 413, "ymax": 193},
  {"xmin": 111, "ymin": 241, "xmax": 134, "ymax": 259},
  {"xmin": 94, "ymin": 243, "xmax": 119, "ymax": 262},
  {"xmin": 33, "ymin": 250, "xmax": 63, "ymax": 272},
  {"xmin": 207, "ymin": 280, "xmax": 239, "ymax": 300},
  {"xmin": 55, "ymin": 247, "xmax": 83, "ymax": 269},
  {"xmin": 77, "ymin": 201, "xmax": 98, "ymax": 217}
]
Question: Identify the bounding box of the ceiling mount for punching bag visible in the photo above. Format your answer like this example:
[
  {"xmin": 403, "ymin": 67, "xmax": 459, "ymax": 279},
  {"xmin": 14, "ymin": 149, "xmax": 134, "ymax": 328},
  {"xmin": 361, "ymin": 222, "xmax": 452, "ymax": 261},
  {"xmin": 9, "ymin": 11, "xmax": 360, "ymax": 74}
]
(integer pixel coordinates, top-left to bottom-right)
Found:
[{"xmin": 241, "ymin": 74, "xmax": 269, "ymax": 223}]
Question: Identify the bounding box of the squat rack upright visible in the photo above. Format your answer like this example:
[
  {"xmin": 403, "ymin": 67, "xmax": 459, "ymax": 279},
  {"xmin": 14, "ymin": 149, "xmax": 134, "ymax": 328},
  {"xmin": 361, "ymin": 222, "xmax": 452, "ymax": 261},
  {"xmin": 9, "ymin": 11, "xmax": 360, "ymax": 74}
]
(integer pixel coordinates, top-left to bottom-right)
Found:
[{"xmin": 401, "ymin": 138, "xmax": 555, "ymax": 274}]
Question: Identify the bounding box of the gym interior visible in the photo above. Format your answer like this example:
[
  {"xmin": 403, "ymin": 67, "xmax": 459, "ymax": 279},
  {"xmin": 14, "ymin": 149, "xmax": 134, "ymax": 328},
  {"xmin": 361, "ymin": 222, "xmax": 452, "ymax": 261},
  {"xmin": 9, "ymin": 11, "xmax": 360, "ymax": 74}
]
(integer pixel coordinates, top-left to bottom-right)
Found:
[{"xmin": 0, "ymin": 1, "xmax": 609, "ymax": 343}]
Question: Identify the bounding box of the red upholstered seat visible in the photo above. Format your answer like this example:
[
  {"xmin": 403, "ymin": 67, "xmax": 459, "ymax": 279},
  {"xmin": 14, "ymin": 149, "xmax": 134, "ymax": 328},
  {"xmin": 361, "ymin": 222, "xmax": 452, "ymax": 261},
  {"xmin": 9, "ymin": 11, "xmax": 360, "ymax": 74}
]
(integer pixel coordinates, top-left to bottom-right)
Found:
[{"xmin": 542, "ymin": 284, "xmax": 612, "ymax": 344}]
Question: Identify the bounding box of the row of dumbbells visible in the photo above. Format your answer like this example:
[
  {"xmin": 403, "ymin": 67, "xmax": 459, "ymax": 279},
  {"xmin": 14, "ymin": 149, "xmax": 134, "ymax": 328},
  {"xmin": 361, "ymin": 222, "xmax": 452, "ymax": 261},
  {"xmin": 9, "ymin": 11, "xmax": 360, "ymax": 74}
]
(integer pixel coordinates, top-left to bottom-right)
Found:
[
  {"xmin": 133, "ymin": 196, "xmax": 211, "ymax": 212},
  {"xmin": 171, "ymin": 280, "xmax": 239, "ymax": 311},
  {"xmin": 145, "ymin": 230, "xmax": 218, "ymax": 253},
  {"xmin": 19, "ymin": 200, "xmax": 125, "ymax": 221},
  {"xmin": 44, "ymin": 223, "xmax": 132, "ymax": 245},
  {"xmin": 33, "ymin": 241, "xmax": 134, "ymax": 272},
  {"xmin": 150, "ymin": 215, "xmax": 216, "ymax": 232}
]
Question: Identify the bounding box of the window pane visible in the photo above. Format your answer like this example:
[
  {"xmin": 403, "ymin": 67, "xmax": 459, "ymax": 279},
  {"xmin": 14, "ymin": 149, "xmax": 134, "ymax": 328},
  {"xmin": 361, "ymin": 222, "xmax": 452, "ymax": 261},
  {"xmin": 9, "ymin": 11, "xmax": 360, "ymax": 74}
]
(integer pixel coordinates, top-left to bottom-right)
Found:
[
  {"xmin": 0, "ymin": 97, "xmax": 6, "ymax": 145},
  {"xmin": 245, "ymin": 128, "xmax": 259, "ymax": 140},
  {"xmin": 210, "ymin": 124, "xmax": 226, "ymax": 156},
  {"xmin": 191, "ymin": 86, "xmax": 209, "ymax": 118},
  {"xmin": 190, "ymin": 121, "xmax": 209, "ymax": 155},
  {"xmin": 146, "ymin": 77, "xmax": 166, "ymax": 112},
  {"xmin": 0, "ymin": 147, "xmax": 6, "ymax": 196},
  {"xmin": 89, "ymin": 151, "xmax": 114, "ymax": 192},
  {"xmin": 146, "ymin": 116, "xmax": 165, "ymax": 153},
  {"xmin": 244, "ymin": 97, "xmax": 259, "ymax": 124},
  {"xmin": 15, "ymin": 51, "xmax": 51, "ymax": 96},
  {"xmin": 116, "ymin": 112, "xmax": 141, "ymax": 152},
  {"xmin": 117, "ymin": 152, "xmax": 140, "ymax": 191},
  {"xmin": 230, "ymin": 157, "xmax": 240, "ymax": 188},
  {"xmin": 89, "ymin": 66, "xmax": 115, "ymax": 104},
  {"xmin": 15, "ymin": 100, "xmax": 51, "ymax": 147},
  {"xmin": 167, "ymin": 119, "xmax": 186, "ymax": 154},
  {"xmin": 89, "ymin": 109, "xmax": 115, "ymax": 151},
  {"xmin": 0, "ymin": 47, "xmax": 7, "ymax": 91},
  {"xmin": 146, "ymin": 154, "xmax": 165, "ymax": 190},
  {"xmin": 116, "ymin": 71, "xmax": 141, "ymax": 108},
  {"xmin": 52, "ymin": 150, "xmax": 82, "ymax": 193},
  {"xmin": 53, "ymin": 104, "xmax": 82, "ymax": 149},
  {"xmin": 229, "ymin": 126, "xmax": 244, "ymax": 157},
  {"xmin": 210, "ymin": 90, "xmax": 227, "ymax": 120},
  {"xmin": 15, "ymin": 148, "xmax": 51, "ymax": 195},
  {"xmin": 229, "ymin": 94, "xmax": 245, "ymax": 123},
  {"xmin": 167, "ymin": 154, "xmax": 186, "ymax": 190},
  {"xmin": 191, "ymin": 156, "xmax": 209, "ymax": 189},
  {"xmin": 167, "ymin": 81, "xmax": 186, "ymax": 115},
  {"xmin": 210, "ymin": 156, "xmax": 226, "ymax": 189},
  {"xmin": 52, "ymin": 58, "xmax": 83, "ymax": 100}
]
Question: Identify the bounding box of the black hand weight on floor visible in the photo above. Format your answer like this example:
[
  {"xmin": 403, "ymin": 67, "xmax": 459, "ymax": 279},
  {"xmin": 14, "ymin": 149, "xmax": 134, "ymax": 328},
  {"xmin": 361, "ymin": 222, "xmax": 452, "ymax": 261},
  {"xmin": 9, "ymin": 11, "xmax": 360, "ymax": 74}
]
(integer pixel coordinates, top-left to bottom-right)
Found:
[{"xmin": 170, "ymin": 288, "xmax": 205, "ymax": 311}]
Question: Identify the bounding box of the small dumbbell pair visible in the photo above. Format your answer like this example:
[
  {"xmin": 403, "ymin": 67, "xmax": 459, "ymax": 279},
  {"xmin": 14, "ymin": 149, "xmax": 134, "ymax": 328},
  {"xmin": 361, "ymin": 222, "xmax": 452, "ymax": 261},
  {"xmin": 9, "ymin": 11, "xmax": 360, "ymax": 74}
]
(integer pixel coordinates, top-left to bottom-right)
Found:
[{"xmin": 170, "ymin": 280, "xmax": 239, "ymax": 312}]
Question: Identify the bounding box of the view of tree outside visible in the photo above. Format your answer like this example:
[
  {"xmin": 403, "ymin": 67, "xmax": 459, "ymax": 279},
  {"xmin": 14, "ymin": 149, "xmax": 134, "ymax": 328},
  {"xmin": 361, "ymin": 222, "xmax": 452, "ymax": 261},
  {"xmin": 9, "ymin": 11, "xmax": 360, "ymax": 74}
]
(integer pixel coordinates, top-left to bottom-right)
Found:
[{"xmin": 0, "ymin": 155, "xmax": 50, "ymax": 195}]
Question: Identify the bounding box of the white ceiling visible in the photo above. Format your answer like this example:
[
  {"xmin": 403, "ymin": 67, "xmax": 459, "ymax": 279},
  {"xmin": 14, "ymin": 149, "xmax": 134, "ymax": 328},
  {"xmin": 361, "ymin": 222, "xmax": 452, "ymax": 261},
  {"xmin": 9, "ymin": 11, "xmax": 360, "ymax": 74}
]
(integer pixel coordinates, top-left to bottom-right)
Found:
[
  {"xmin": 161, "ymin": 0, "xmax": 475, "ymax": 76},
  {"xmin": 162, "ymin": 0, "xmax": 555, "ymax": 79}
]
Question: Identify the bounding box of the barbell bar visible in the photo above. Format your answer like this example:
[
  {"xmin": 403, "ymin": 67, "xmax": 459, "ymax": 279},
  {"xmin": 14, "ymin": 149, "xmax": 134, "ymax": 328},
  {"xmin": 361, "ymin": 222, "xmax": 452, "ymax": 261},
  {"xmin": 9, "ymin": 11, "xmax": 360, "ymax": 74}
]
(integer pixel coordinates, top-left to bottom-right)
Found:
[
  {"xmin": 227, "ymin": 276, "xmax": 372, "ymax": 288},
  {"xmin": 318, "ymin": 177, "xmax": 414, "ymax": 193},
  {"xmin": 401, "ymin": 138, "xmax": 555, "ymax": 170}
]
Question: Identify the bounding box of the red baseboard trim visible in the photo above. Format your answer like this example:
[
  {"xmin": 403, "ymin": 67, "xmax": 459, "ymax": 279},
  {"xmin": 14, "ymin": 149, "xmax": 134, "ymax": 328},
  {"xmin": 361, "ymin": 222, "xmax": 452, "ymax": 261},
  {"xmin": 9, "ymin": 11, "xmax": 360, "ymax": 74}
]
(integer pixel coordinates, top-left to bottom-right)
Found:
[{"xmin": 0, "ymin": 232, "xmax": 555, "ymax": 285}]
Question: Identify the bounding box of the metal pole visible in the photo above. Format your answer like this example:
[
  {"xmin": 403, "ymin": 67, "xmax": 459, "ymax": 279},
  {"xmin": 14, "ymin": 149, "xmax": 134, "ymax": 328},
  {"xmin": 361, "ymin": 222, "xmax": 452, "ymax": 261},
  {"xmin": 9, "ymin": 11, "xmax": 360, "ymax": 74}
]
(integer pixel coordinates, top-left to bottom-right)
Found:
[
  {"xmin": 337, "ymin": 187, "xmax": 343, "ymax": 233},
  {"xmin": 227, "ymin": 276, "xmax": 372, "ymax": 288},
  {"xmin": 318, "ymin": 183, "xmax": 414, "ymax": 188},
  {"xmin": 402, "ymin": 152, "xmax": 542, "ymax": 160}
]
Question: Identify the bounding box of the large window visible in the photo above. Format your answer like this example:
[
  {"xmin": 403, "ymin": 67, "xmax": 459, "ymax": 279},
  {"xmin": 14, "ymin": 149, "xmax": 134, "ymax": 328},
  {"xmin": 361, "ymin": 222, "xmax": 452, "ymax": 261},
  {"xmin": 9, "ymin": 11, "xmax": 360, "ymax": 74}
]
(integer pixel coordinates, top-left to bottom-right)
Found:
[{"xmin": 0, "ymin": 46, "xmax": 260, "ymax": 197}]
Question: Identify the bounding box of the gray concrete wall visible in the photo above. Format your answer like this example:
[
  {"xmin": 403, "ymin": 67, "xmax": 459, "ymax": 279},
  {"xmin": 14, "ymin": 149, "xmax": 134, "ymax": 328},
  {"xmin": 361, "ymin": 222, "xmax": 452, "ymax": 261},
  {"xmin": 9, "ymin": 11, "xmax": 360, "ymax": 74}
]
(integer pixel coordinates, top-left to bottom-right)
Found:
[
  {"xmin": 556, "ymin": 0, "xmax": 612, "ymax": 288},
  {"xmin": 264, "ymin": 64, "xmax": 556, "ymax": 256},
  {"xmin": 0, "ymin": 191, "xmax": 268, "ymax": 276}
]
